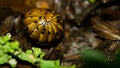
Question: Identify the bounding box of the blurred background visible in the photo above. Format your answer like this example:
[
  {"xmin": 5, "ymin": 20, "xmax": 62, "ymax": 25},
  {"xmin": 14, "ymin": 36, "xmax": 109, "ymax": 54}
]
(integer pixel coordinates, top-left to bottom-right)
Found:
[{"xmin": 0, "ymin": 0, "xmax": 120, "ymax": 68}]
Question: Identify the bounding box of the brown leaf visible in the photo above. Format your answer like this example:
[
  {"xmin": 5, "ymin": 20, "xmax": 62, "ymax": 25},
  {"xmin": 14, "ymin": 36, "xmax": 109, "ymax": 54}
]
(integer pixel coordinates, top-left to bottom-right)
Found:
[
  {"xmin": 90, "ymin": 16, "xmax": 120, "ymax": 40},
  {"xmin": 0, "ymin": 0, "xmax": 35, "ymax": 14}
]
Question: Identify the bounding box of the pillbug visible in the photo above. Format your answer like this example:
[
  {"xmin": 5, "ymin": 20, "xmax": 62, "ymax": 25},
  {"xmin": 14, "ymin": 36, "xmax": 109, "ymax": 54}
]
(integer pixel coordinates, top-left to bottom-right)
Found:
[{"xmin": 24, "ymin": 8, "xmax": 64, "ymax": 45}]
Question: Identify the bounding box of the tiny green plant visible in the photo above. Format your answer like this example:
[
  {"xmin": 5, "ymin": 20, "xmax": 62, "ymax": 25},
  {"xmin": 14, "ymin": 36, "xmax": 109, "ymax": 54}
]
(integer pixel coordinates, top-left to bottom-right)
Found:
[
  {"xmin": 80, "ymin": 47, "xmax": 120, "ymax": 68},
  {"xmin": 0, "ymin": 33, "xmax": 76, "ymax": 68},
  {"xmin": 89, "ymin": 0, "xmax": 96, "ymax": 4},
  {"xmin": 80, "ymin": 48, "xmax": 108, "ymax": 68}
]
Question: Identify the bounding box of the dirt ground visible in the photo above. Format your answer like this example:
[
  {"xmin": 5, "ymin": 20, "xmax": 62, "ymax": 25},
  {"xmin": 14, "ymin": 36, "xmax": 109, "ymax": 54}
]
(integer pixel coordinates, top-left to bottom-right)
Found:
[{"xmin": 0, "ymin": 0, "xmax": 120, "ymax": 68}]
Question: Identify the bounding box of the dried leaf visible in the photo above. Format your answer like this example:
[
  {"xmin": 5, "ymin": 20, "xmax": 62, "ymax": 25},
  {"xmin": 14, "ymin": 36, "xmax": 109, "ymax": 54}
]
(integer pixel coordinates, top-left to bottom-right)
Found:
[{"xmin": 91, "ymin": 16, "xmax": 120, "ymax": 40}]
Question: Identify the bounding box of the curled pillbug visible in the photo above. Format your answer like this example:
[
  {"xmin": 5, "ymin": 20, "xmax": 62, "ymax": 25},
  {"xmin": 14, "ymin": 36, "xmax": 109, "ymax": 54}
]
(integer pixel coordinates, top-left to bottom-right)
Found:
[{"xmin": 24, "ymin": 8, "xmax": 64, "ymax": 45}]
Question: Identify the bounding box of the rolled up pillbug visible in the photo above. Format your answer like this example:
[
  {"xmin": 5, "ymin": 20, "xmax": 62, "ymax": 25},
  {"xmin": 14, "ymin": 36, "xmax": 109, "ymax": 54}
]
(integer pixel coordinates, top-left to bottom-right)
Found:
[{"xmin": 24, "ymin": 8, "xmax": 64, "ymax": 45}]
